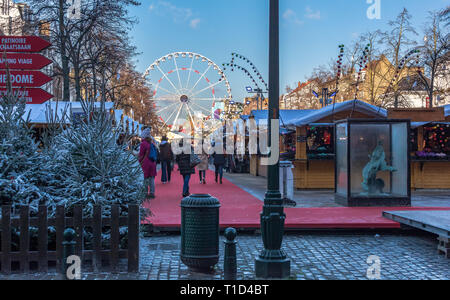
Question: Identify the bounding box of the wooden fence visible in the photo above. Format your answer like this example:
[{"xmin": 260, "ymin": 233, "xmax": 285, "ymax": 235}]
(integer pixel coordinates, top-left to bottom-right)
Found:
[{"xmin": 0, "ymin": 204, "xmax": 140, "ymax": 274}]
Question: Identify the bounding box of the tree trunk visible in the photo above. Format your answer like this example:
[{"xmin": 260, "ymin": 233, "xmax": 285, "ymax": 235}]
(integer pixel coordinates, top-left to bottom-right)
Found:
[
  {"xmin": 74, "ymin": 63, "xmax": 81, "ymax": 101},
  {"xmin": 92, "ymin": 64, "xmax": 97, "ymax": 101},
  {"xmin": 101, "ymin": 72, "xmax": 107, "ymax": 103},
  {"xmin": 58, "ymin": 0, "xmax": 70, "ymax": 101},
  {"xmin": 429, "ymin": 76, "xmax": 434, "ymax": 108},
  {"xmin": 394, "ymin": 94, "xmax": 399, "ymax": 108}
]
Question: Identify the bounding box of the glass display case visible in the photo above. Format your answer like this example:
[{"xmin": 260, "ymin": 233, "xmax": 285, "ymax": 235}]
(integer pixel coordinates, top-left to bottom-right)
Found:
[{"xmin": 334, "ymin": 119, "xmax": 411, "ymax": 207}]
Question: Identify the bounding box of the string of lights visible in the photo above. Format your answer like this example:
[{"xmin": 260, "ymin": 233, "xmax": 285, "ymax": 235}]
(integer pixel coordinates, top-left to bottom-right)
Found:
[
  {"xmin": 334, "ymin": 44, "xmax": 345, "ymax": 102},
  {"xmin": 313, "ymin": 45, "xmax": 345, "ymax": 108},
  {"xmin": 222, "ymin": 62, "xmax": 264, "ymax": 93},
  {"xmin": 222, "ymin": 52, "xmax": 269, "ymax": 117},
  {"xmin": 377, "ymin": 47, "xmax": 425, "ymax": 110},
  {"xmin": 229, "ymin": 52, "xmax": 269, "ymax": 92},
  {"xmin": 354, "ymin": 44, "xmax": 371, "ymax": 100}
]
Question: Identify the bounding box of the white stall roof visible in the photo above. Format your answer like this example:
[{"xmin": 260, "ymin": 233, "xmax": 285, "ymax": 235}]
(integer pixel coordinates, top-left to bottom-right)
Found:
[
  {"xmin": 411, "ymin": 122, "xmax": 430, "ymax": 128},
  {"xmin": 292, "ymin": 100, "xmax": 387, "ymax": 127},
  {"xmin": 24, "ymin": 101, "xmax": 115, "ymax": 124},
  {"xmin": 67, "ymin": 101, "xmax": 114, "ymax": 110},
  {"xmin": 24, "ymin": 102, "xmax": 72, "ymax": 124},
  {"xmin": 250, "ymin": 109, "xmax": 315, "ymax": 126}
]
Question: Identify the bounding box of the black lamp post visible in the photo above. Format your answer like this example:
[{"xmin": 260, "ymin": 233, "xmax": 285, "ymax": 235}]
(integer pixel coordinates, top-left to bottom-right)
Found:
[{"xmin": 254, "ymin": 0, "xmax": 290, "ymax": 279}]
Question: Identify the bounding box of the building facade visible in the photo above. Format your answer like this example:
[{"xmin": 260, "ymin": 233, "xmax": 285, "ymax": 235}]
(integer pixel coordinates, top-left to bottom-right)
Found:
[
  {"xmin": 282, "ymin": 55, "xmax": 439, "ymax": 109},
  {"xmin": 0, "ymin": 0, "xmax": 32, "ymax": 35}
]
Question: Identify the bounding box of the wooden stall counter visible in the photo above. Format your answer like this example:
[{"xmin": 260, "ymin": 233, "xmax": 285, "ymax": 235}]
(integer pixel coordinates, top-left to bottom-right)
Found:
[
  {"xmin": 293, "ymin": 159, "xmax": 335, "ymax": 189},
  {"xmin": 411, "ymin": 160, "xmax": 450, "ymax": 189},
  {"xmin": 249, "ymin": 155, "xmax": 268, "ymax": 178}
]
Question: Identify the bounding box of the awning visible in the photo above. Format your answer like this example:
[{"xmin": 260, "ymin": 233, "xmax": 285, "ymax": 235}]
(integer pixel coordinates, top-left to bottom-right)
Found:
[
  {"xmin": 411, "ymin": 122, "xmax": 430, "ymax": 128},
  {"xmin": 411, "ymin": 122, "xmax": 450, "ymax": 128}
]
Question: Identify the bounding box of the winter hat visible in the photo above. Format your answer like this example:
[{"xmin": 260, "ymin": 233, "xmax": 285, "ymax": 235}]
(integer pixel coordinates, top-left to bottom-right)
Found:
[{"xmin": 141, "ymin": 128, "xmax": 151, "ymax": 139}]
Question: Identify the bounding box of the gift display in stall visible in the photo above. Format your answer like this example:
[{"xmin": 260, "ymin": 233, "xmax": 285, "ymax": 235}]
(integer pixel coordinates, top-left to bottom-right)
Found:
[
  {"xmin": 306, "ymin": 126, "xmax": 334, "ymax": 160},
  {"xmin": 415, "ymin": 123, "xmax": 450, "ymax": 160},
  {"xmin": 280, "ymin": 131, "xmax": 296, "ymax": 160}
]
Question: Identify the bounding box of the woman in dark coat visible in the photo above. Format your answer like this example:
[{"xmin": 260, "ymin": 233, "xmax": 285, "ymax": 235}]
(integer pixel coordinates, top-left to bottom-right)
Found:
[{"xmin": 176, "ymin": 144, "xmax": 195, "ymax": 197}]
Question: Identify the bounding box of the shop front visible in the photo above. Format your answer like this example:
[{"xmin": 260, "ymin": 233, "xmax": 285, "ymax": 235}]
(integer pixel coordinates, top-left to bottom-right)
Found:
[
  {"xmin": 293, "ymin": 100, "xmax": 388, "ymax": 189},
  {"xmin": 389, "ymin": 107, "xmax": 450, "ymax": 189},
  {"xmin": 247, "ymin": 102, "xmax": 450, "ymax": 191},
  {"xmin": 410, "ymin": 122, "xmax": 450, "ymax": 189}
]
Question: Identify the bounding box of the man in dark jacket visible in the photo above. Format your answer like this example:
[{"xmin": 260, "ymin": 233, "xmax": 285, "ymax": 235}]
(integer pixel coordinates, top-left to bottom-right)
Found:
[
  {"xmin": 212, "ymin": 150, "xmax": 226, "ymax": 184},
  {"xmin": 176, "ymin": 142, "xmax": 195, "ymax": 197},
  {"xmin": 159, "ymin": 136, "xmax": 173, "ymax": 184}
]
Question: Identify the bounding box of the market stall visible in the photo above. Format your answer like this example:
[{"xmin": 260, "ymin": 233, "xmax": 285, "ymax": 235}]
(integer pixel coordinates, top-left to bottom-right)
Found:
[
  {"xmin": 249, "ymin": 109, "xmax": 313, "ymax": 177},
  {"xmin": 389, "ymin": 107, "xmax": 450, "ymax": 189},
  {"xmin": 23, "ymin": 102, "xmax": 139, "ymax": 146},
  {"xmin": 280, "ymin": 128, "xmax": 297, "ymax": 161},
  {"xmin": 292, "ymin": 100, "xmax": 388, "ymax": 189},
  {"xmin": 410, "ymin": 122, "xmax": 450, "ymax": 188}
]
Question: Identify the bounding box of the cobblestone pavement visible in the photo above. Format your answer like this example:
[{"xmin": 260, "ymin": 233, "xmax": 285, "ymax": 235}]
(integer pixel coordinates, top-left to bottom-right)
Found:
[{"xmin": 0, "ymin": 232, "xmax": 449, "ymax": 280}]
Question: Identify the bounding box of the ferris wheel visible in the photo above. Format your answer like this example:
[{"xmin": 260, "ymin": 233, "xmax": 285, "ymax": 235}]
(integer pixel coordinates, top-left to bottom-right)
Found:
[{"xmin": 143, "ymin": 52, "xmax": 233, "ymax": 133}]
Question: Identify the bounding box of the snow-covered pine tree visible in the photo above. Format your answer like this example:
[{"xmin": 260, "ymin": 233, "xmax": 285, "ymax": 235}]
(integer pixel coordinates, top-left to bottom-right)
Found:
[
  {"xmin": 0, "ymin": 86, "xmax": 54, "ymax": 216},
  {"xmin": 44, "ymin": 100, "xmax": 147, "ymax": 218}
]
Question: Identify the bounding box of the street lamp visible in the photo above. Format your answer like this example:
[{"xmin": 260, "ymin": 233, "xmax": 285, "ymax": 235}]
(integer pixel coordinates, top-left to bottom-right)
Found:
[{"xmin": 254, "ymin": 0, "xmax": 290, "ymax": 279}]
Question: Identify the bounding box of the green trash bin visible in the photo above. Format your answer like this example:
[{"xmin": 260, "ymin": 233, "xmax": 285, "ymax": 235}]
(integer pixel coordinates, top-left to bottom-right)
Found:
[{"xmin": 181, "ymin": 194, "xmax": 221, "ymax": 272}]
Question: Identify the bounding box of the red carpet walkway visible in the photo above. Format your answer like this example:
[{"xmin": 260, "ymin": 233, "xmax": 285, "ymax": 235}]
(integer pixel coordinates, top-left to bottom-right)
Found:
[{"xmin": 142, "ymin": 170, "xmax": 450, "ymax": 230}]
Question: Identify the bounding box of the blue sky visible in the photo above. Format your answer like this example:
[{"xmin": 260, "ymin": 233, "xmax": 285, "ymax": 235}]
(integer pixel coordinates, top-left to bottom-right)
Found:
[{"xmin": 129, "ymin": 0, "xmax": 450, "ymax": 103}]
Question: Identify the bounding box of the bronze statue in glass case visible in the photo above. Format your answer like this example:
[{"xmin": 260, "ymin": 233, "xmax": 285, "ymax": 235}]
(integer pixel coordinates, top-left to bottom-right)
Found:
[{"xmin": 361, "ymin": 141, "xmax": 397, "ymax": 195}]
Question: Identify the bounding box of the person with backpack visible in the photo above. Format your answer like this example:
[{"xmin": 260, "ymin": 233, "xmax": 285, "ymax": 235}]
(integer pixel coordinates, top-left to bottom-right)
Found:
[
  {"xmin": 175, "ymin": 140, "xmax": 196, "ymax": 197},
  {"xmin": 139, "ymin": 128, "xmax": 158, "ymax": 199},
  {"xmin": 159, "ymin": 136, "xmax": 173, "ymax": 184}
]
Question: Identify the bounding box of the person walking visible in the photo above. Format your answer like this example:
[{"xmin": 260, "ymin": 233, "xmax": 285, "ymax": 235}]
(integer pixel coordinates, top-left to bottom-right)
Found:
[
  {"xmin": 159, "ymin": 136, "xmax": 173, "ymax": 184},
  {"xmin": 139, "ymin": 128, "xmax": 158, "ymax": 199},
  {"xmin": 176, "ymin": 141, "xmax": 195, "ymax": 197},
  {"xmin": 212, "ymin": 148, "xmax": 226, "ymax": 184},
  {"xmin": 197, "ymin": 150, "xmax": 209, "ymax": 184}
]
